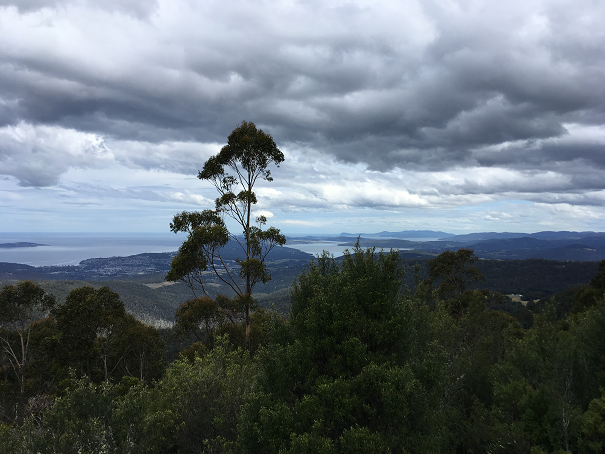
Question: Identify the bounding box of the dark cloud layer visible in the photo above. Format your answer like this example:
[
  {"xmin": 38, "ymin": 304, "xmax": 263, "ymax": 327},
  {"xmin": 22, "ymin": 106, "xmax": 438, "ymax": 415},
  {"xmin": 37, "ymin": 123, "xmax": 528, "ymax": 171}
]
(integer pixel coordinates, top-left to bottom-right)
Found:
[{"xmin": 0, "ymin": 0, "xmax": 604, "ymax": 201}]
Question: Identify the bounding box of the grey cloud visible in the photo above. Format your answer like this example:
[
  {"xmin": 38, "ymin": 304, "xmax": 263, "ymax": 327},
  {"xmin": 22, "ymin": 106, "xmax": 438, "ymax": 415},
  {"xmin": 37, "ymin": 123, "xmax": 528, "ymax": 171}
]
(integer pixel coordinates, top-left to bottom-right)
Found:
[
  {"xmin": 0, "ymin": 123, "xmax": 113, "ymax": 186},
  {"xmin": 0, "ymin": 0, "xmax": 604, "ymax": 197},
  {"xmin": 523, "ymin": 193, "xmax": 605, "ymax": 206},
  {"xmin": 473, "ymin": 140, "xmax": 605, "ymax": 173},
  {"xmin": 0, "ymin": 0, "xmax": 158, "ymax": 18},
  {"xmin": 0, "ymin": 0, "xmax": 64, "ymax": 12}
]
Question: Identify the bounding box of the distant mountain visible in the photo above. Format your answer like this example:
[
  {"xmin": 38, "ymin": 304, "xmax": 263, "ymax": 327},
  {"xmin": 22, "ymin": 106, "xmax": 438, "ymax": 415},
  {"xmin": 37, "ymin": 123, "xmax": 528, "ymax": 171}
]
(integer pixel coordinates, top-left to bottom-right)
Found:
[
  {"xmin": 334, "ymin": 231, "xmax": 605, "ymax": 261},
  {"xmin": 526, "ymin": 231, "xmax": 604, "ymax": 240},
  {"xmin": 443, "ymin": 231, "xmax": 605, "ymax": 242},
  {"xmin": 469, "ymin": 235, "xmax": 605, "ymax": 251},
  {"xmin": 441, "ymin": 232, "xmax": 527, "ymax": 241},
  {"xmin": 469, "ymin": 237, "xmax": 553, "ymax": 252}
]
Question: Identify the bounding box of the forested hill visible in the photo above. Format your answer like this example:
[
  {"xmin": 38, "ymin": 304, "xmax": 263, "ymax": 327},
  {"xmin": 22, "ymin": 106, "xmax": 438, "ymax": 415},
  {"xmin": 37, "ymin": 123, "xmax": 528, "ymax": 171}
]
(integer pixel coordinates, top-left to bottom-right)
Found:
[
  {"xmin": 1, "ymin": 248, "xmax": 601, "ymax": 326},
  {"xmin": 0, "ymin": 249, "xmax": 599, "ymax": 297},
  {"xmin": 399, "ymin": 257, "xmax": 598, "ymax": 298},
  {"xmin": 0, "ymin": 245, "xmax": 314, "ymax": 323}
]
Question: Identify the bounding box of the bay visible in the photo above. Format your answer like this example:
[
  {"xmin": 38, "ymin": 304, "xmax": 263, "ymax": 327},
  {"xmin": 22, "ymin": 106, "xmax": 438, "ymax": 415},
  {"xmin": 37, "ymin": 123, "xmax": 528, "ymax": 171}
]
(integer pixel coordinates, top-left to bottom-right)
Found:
[
  {"xmin": 287, "ymin": 241, "xmax": 412, "ymax": 258},
  {"xmin": 285, "ymin": 242, "xmax": 353, "ymax": 258},
  {"xmin": 0, "ymin": 234, "xmax": 412, "ymax": 267},
  {"xmin": 0, "ymin": 232, "xmax": 183, "ymax": 266}
]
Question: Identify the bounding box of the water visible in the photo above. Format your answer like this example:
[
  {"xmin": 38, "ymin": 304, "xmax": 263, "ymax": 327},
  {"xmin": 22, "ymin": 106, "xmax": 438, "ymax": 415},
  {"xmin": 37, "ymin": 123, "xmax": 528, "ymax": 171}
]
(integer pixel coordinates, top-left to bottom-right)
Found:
[
  {"xmin": 285, "ymin": 242, "xmax": 353, "ymax": 258},
  {"xmin": 288, "ymin": 241, "xmax": 412, "ymax": 258},
  {"xmin": 0, "ymin": 233, "xmax": 184, "ymax": 266},
  {"xmin": 0, "ymin": 234, "xmax": 414, "ymax": 267},
  {"xmin": 395, "ymin": 237, "xmax": 443, "ymax": 242}
]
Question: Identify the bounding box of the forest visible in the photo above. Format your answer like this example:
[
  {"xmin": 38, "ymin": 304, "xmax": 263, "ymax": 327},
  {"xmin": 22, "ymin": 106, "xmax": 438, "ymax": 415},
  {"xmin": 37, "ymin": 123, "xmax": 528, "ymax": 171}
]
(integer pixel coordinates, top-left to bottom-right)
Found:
[
  {"xmin": 3, "ymin": 123, "xmax": 605, "ymax": 453},
  {"xmin": 1, "ymin": 245, "xmax": 605, "ymax": 453}
]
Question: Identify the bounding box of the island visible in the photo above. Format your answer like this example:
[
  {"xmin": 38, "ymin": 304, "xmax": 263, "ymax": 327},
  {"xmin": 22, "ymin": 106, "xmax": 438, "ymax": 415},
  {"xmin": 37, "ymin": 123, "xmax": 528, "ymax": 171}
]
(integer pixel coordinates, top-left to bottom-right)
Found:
[{"xmin": 0, "ymin": 242, "xmax": 49, "ymax": 248}]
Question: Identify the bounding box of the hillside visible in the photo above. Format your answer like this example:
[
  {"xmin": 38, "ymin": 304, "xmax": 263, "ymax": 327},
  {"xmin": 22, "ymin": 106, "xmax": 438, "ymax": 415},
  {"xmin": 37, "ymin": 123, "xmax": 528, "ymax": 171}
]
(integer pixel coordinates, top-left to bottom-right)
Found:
[
  {"xmin": 0, "ymin": 244, "xmax": 313, "ymax": 325},
  {"xmin": 2, "ymin": 245, "xmax": 601, "ymax": 325}
]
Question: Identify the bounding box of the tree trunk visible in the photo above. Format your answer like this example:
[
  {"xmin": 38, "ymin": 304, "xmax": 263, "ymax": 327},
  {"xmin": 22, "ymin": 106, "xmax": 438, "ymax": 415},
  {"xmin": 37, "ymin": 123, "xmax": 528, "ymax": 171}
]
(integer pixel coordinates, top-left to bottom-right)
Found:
[
  {"xmin": 245, "ymin": 301, "xmax": 251, "ymax": 350},
  {"xmin": 244, "ymin": 176, "xmax": 252, "ymax": 350}
]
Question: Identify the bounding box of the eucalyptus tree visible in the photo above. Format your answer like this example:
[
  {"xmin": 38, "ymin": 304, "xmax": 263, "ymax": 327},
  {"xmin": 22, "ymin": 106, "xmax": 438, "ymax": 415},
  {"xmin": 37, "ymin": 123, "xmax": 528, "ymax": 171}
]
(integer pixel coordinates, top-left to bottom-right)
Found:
[
  {"xmin": 0, "ymin": 281, "xmax": 56, "ymax": 394},
  {"xmin": 167, "ymin": 121, "xmax": 286, "ymax": 348},
  {"xmin": 53, "ymin": 286, "xmax": 126, "ymax": 382},
  {"xmin": 428, "ymin": 248, "xmax": 485, "ymax": 317}
]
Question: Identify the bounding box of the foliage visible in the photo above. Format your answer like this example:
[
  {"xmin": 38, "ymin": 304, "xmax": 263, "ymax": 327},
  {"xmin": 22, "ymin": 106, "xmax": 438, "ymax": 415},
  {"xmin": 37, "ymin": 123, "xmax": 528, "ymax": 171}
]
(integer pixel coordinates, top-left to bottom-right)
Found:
[
  {"xmin": 174, "ymin": 294, "xmax": 242, "ymax": 344},
  {"xmin": 240, "ymin": 246, "xmax": 453, "ymax": 453},
  {"xmin": 572, "ymin": 259, "xmax": 605, "ymax": 314},
  {"xmin": 0, "ymin": 375, "xmax": 153, "ymax": 454},
  {"xmin": 428, "ymin": 248, "xmax": 485, "ymax": 316},
  {"xmin": 109, "ymin": 315, "xmax": 165, "ymax": 382},
  {"xmin": 51, "ymin": 286, "xmax": 164, "ymax": 383},
  {"xmin": 580, "ymin": 390, "xmax": 605, "ymax": 453},
  {"xmin": 168, "ymin": 121, "xmax": 286, "ymax": 348},
  {"xmin": 52, "ymin": 286, "xmax": 127, "ymax": 381},
  {"xmin": 0, "ymin": 281, "xmax": 56, "ymax": 330},
  {"xmin": 428, "ymin": 249, "xmax": 484, "ymax": 296},
  {"xmin": 0, "ymin": 281, "xmax": 56, "ymax": 395},
  {"xmin": 4, "ymin": 254, "xmax": 605, "ymax": 452},
  {"xmin": 144, "ymin": 335, "xmax": 258, "ymax": 453}
]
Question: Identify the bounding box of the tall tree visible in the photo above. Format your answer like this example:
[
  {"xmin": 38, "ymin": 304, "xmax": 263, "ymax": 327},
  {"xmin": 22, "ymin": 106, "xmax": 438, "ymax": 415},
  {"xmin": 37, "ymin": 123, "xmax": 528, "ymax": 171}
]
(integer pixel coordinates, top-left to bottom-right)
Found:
[
  {"xmin": 110, "ymin": 315, "xmax": 165, "ymax": 382},
  {"xmin": 53, "ymin": 286, "xmax": 126, "ymax": 381},
  {"xmin": 0, "ymin": 281, "xmax": 55, "ymax": 394},
  {"xmin": 572, "ymin": 258, "xmax": 605, "ymax": 313},
  {"xmin": 167, "ymin": 121, "xmax": 286, "ymax": 348},
  {"xmin": 428, "ymin": 248, "xmax": 485, "ymax": 316}
]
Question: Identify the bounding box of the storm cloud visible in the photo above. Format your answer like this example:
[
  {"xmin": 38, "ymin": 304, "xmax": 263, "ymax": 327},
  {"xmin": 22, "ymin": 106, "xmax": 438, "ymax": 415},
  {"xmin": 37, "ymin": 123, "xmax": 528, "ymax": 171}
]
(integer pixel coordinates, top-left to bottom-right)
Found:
[{"xmin": 0, "ymin": 0, "xmax": 604, "ymax": 233}]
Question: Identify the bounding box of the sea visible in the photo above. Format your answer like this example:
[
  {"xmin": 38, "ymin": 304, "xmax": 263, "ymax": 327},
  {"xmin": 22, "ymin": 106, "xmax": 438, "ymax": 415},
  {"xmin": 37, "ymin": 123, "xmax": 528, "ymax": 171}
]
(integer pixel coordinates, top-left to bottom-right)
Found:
[
  {"xmin": 284, "ymin": 242, "xmax": 356, "ymax": 258},
  {"xmin": 0, "ymin": 233, "xmax": 358, "ymax": 267},
  {"xmin": 0, "ymin": 233, "xmax": 185, "ymax": 267}
]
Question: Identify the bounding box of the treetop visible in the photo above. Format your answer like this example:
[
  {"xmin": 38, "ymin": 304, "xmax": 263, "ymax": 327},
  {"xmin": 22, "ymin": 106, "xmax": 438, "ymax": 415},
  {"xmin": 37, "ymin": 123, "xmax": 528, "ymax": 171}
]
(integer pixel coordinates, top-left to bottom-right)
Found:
[{"xmin": 198, "ymin": 121, "xmax": 284, "ymax": 184}]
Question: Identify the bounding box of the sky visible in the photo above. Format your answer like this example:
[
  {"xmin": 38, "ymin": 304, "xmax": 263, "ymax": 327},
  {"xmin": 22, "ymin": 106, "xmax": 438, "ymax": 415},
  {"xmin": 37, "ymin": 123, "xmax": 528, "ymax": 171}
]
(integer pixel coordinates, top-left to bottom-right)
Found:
[{"xmin": 1, "ymin": 0, "xmax": 605, "ymax": 236}]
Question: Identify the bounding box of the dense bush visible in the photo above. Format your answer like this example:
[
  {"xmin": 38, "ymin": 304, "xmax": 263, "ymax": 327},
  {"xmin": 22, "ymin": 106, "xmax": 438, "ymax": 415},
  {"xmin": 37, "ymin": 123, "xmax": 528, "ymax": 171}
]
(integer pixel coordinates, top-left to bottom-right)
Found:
[{"xmin": 2, "ymin": 253, "xmax": 605, "ymax": 453}]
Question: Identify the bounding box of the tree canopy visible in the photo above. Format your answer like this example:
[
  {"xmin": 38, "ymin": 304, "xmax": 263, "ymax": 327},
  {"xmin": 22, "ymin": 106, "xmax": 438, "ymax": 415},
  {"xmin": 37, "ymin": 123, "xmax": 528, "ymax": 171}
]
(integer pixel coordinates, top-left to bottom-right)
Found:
[
  {"xmin": 4, "ymin": 251, "xmax": 605, "ymax": 452},
  {"xmin": 0, "ymin": 281, "xmax": 55, "ymax": 394},
  {"xmin": 428, "ymin": 248, "xmax": 485, "ymax": 316}
]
